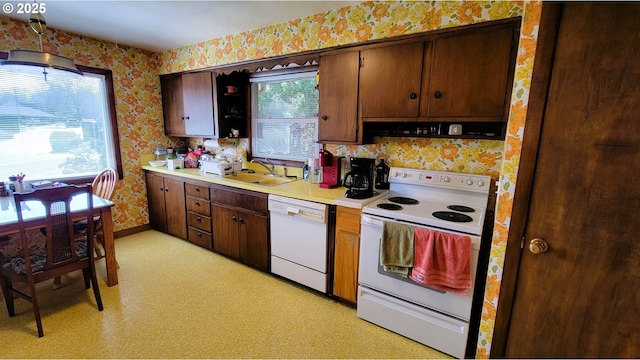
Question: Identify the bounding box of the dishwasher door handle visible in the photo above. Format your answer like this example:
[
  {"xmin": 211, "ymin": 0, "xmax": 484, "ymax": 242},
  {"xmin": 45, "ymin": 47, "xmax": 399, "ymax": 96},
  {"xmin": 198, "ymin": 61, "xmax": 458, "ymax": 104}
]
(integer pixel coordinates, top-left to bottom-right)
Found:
[{"xmin": 286, "ymin": 206, "xmax": 300, "ymax": 215}]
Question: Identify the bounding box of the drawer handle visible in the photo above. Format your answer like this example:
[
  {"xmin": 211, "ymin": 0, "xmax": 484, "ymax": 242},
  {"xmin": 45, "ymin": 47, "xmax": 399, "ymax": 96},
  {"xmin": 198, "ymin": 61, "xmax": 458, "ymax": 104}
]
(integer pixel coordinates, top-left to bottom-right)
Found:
[
  {"xmin": 195, "ymin": 187, "xmax": 200, "ymax": 192},
  {"xmin": 196, "ymin": 217, "xmax": 202, "ymax": 222},
  {"xmin": 195, "ymin": 201, "xmax": 200, "ymax": 206},
  {"xmin": 196, "ymin": 232, "xmax": 202, "ymax": 238}
]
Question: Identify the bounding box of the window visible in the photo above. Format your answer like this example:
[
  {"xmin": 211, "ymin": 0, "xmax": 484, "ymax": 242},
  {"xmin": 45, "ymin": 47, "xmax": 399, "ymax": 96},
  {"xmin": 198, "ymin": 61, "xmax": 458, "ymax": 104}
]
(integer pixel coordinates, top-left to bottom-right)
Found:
[
  {"xmin": 250, "ymin": 69, "xmax": 319, "ymax": 162},
  {"xmin": 0, "ymin": 58, "xmax": 121, "ymax": 182}
]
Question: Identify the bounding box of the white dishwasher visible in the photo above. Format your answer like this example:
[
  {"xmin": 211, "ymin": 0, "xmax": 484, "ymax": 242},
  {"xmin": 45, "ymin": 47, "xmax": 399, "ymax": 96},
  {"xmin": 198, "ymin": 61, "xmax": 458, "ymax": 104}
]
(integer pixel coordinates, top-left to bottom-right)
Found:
[{"xmin": 268, "ymin": 194, "xmax": 331, "ymax": 293}]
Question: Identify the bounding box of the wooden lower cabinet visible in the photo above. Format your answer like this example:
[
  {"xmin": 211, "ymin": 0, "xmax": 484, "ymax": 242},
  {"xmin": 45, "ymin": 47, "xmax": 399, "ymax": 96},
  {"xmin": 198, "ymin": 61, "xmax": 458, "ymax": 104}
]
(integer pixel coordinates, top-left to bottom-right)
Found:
[
  {"xmin": 333, "ymin": 206, "xmax": 362, "ymax": 304},
  {"xmin": 211, "ymin": 184, "xmax": 270, "ymax": 272},
  {"xmin": 146, "ymin": 171, "xmax": 187, "ymax": 239}
]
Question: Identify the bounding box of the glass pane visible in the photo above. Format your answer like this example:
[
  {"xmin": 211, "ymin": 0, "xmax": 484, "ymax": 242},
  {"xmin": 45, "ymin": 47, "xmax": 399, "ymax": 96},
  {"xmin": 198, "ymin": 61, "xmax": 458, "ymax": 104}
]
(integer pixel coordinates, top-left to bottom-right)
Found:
[
  {"xmin": 251, "ymin": 71, "xmax": 318, "ymax": 161},
  {"xmin": 0, "ymin": 67, "xmax": 114, "ymax": 181}
]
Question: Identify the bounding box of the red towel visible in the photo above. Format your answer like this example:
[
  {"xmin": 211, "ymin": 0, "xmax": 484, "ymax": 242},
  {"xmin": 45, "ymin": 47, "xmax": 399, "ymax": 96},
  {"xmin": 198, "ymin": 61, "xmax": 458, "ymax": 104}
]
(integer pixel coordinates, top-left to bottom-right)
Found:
[{"xmin": 409, "ymin": 228, "xmax": 472, "ymax": 295}]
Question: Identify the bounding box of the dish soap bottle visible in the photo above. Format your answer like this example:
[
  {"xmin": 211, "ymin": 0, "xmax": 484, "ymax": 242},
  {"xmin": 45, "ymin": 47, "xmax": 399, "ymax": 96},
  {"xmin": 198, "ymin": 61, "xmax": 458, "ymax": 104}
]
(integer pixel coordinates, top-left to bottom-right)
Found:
[{"xmin": 375, "ymin": 159, "xmax": 390, "ymax": 190}]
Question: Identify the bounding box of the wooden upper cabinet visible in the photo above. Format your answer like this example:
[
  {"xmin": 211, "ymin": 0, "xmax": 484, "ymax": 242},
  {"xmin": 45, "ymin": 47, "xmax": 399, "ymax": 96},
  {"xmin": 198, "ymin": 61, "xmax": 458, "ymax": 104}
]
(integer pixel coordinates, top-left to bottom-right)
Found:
[
  {"xmin": 422, "ymin": 25, "xmax": 517, "ymax": 122},
  {"xmin": 318, "ymin": 51, "xmax": 360, "ymax": 144},
  {"xmin": 160, "ymin": 75, "xmax": 185, "ymax": 135},
  {"xmin": 359, "ymin": 42, "xmax": 425, "ymax": 120},
  {"xmin": 160, "ymin": 72, "xmax": 216, "ymax": 137}
]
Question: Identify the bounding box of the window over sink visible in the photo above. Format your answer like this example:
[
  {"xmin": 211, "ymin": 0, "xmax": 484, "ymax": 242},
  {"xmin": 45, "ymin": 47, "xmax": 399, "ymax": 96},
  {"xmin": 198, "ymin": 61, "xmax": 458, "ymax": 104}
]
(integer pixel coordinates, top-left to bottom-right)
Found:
[{"xmin": 250, "ymin": 69, "xmax": 319, "ymax": 162}]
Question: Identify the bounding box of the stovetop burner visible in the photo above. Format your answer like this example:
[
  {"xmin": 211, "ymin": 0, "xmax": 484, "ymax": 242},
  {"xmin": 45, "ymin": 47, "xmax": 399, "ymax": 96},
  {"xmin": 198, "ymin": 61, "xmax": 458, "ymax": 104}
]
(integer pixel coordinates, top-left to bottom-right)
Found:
[
  {"xmin": 432, "ymin": 211, "xmax": 473, "ymax": 223},
  {"xmin": 377, "ymin": 203, "xmax": 403, "ymax": 211},
  {"xmin": 388, "ymin": 197, "xmax": 419, "ymax": 205},
  {"xmin": 447, "ymin": 205, "xmax": 475, "ymax": 213}
]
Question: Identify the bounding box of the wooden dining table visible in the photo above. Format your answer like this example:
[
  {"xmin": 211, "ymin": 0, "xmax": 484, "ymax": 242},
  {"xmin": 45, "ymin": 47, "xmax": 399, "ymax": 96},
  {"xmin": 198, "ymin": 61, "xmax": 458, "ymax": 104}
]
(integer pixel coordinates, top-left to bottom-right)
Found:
[{"xmin": 0, "ymin": 192, "xmax": 118, "ymax": 287}]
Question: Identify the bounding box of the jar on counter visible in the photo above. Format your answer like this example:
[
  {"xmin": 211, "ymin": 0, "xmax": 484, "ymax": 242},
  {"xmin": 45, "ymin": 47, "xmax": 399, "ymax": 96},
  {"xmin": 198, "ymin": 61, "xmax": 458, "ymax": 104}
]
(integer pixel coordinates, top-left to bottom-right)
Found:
[{"xmin": 8, "ymin": 176, "xmax": 17, "ymax": 192}]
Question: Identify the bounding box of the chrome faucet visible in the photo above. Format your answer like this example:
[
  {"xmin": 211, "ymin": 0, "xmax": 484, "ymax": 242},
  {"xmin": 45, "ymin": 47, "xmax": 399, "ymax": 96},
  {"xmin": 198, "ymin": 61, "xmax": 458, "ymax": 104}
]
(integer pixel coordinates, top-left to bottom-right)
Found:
[{"xmin": 251, "ymin": 158, "xmax": 275, "ymax": 175}]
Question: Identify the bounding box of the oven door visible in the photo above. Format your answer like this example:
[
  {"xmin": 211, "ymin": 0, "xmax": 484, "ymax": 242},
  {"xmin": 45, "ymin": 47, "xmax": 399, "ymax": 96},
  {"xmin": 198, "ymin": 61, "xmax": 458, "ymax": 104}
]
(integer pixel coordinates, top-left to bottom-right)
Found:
[{"xmin": 358, "ymin": 213, "xmax": 481, "ymax": 321}]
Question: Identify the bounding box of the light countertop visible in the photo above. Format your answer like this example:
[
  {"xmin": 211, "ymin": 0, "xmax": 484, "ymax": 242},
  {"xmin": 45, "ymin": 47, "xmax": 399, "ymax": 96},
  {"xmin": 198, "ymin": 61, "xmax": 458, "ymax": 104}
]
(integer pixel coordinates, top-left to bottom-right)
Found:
[
  {"xmin": 141, "ymin": 155, "xmax": 383, "ymax": 208},
  {"xmin": 142, "ymin": 165, "xmax": 346, "ymax": 205}
]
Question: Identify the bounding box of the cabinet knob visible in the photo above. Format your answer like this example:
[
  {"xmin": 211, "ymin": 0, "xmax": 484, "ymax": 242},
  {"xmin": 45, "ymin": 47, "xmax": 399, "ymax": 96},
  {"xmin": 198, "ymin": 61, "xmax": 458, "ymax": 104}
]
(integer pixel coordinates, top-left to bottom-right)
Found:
[
  {"xmin": 433, "ymin": 91, "xmax": 442, "ymax": 99},
  {"xmin": 321, "ymin": 115, "xmax": 328, "ymax": 121},
  {"xmin": 529, "ymin": 238, "xmax": 549, "ymax": 255},
  {"xmin": 195, "ymin": 187, "xmax": 200, "ymax": 192},
  {"xmin": 238, "ymin": 218, "xmax": 244, "ymax": 224},
  {"xmin": 195, "ymin": 201, "xmax": 200, "ymax": 206},
  {"xmin": 409, "ymin": 92, "xmax": 417, "ymax": 100},
  {"xmin": 232, "ymin": 216, "xmax": 237, "ymax": 222},
  {"xmin": 196, "ymin": 217, "xmax": 202, "ymax": 222}
]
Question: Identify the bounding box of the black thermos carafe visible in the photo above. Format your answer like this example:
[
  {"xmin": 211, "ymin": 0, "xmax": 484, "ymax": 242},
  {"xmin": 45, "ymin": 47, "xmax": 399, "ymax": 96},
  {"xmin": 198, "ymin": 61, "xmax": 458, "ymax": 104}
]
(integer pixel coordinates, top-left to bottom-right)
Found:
[{"xmin": 375, "ymin": 159, "xmax": 390, "ymax": 189}]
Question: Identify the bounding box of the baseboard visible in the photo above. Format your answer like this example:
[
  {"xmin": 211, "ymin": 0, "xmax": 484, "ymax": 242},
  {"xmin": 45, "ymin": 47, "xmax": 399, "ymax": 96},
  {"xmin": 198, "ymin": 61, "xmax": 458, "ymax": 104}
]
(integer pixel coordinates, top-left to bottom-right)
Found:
[{"xmin": 114, "ymin": 224, "xmax": 151, "ymax": 239}]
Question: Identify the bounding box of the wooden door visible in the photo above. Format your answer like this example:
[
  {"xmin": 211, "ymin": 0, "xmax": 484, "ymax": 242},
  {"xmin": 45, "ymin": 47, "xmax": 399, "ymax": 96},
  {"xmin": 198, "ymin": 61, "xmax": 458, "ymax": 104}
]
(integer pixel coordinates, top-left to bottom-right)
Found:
[
  {"xmin": 502, "ymin": 3, "xmax": 640, "ymax": 357},
  {"xmin": 426, "ymin": 25, "xmax": 515, "ymax": 122},
  {"xmin": 237, "ymin": 211, "xmax": 269, "ymax": 272},
  {"xmin": 182, "ymin": 72, "xmax": 215, "ymax": 136},
  {"xmin": 211, "ymin": 204, "xmax": 240, "ymax": 259},
  {"xmin": 146, "ymin": 172, "xmax": 167, "ymax": 233},
  {"xmin": 160, "ymin": 75, "xmax": 185, "ymax": 136},
  {"xmin": 318, "ymin": 51, "xmax": 360, "ymax": 143},
  {"xmin": 163, "ymin": 176, "xmax": 187, "ymax": 239},
  {"xmin": 359, "ymin": 42, "xmax": 424, "ymax": 120}
]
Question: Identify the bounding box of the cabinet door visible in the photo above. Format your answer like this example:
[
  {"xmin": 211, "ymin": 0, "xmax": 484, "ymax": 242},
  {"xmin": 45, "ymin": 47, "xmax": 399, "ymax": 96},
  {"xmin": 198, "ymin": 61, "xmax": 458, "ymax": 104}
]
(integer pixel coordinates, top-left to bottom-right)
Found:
[
  {"xmin": 160, "ymin": 75, "xmax": 185, "ymax": 136},
  {"xmin": 238, "ymin": 211, "xmax": 269, "ymax": 272},
  {"xmin": 182, "ymin": 72, "xmax": 215, "ymax": 136},
  {"xmin": 318, "ymin": 51, "xmax": 360, "ymax": 143},
  {"xmin": 333, "ymin": 206, "xmax": 361, "ymax": 303},
  {"xmin": 211, "ymin": 204, "xmax": 240, "ymax": 259},
  {"xmin": 163, "ymin": 177, "xmax": 187, "ymax": 239},
  {"xmin": 360, "ymin": 42, "xmax": 424, "ymax": 120},
  {"xmin": 146, "ymin": 172, "xmax": 168, "ymax": 233},
  {"xmin": 424, "ymin": 26, "xmax": 516, "ymax": 121}
]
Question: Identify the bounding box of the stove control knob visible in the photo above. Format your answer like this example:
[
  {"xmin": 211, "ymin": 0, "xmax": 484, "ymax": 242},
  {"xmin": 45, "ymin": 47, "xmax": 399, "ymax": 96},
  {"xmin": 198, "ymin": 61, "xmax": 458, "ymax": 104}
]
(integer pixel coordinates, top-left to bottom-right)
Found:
[
  {"xmin": 443, "ymin": 176, "xmax": 450, "ymax": 183},
  {"xmin": 466, "ymin": 179, "xmax": 474, "ymax": 186},
  {"xmin": 402, "ymin": 173, "xmax": 408, "ymax": 178},
  {"xmin": 477, "ymin": 180, "xmax": 485, "ymax": 187}
]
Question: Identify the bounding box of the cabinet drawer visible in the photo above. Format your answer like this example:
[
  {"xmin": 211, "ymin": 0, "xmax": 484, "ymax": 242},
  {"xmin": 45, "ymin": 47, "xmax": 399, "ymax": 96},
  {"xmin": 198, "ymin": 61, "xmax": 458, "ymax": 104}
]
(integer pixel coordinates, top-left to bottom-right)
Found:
[
  {"xmin": 185, "ymin": 183, "xmax": 210, "ymax": 200},
  {"xmin": 188, "ymin": 227, "xmax": 212, "ymax": 249},
  {"xmin": 187, "ymin": 212, "xmax": 212, "ymax": 232},
  {"xmin": 336, "ymin": 206, "xmax": 361, "ymax": 234},
  {"xmin": 186, "ymin": 196, "xmax": 211, "ymax": 216},
  {"xmin": 210, "ymin": 184, "xmax": 268, "ymax": 215}
]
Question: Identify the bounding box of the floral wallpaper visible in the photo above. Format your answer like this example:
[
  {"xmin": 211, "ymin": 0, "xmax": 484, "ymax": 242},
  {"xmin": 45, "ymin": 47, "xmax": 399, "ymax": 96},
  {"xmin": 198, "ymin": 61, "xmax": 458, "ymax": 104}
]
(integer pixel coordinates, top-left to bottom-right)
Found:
[
  {"xmin": 1, "ymin": 0, "xmax": 543, "ymax": 357},
  {"xmin": 0, "ymin": 18, "xmax": 171, "ymax": 239}
]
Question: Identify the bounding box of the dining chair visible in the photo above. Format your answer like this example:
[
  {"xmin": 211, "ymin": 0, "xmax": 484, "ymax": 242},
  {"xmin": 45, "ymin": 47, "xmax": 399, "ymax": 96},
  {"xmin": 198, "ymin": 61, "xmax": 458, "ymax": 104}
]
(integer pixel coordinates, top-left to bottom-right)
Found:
[
  {"xmin": 0, "ymin": 184, "xmax": 104, "ymax": 337},
  {"xmin": 74, "ymin": 168, "xmax": 117, "ymax": 258}
]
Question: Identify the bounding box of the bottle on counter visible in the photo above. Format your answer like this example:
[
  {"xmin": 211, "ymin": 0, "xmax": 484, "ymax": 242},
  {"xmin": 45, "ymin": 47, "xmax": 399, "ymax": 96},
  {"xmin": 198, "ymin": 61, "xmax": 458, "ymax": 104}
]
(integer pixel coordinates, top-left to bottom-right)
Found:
[
  {"xmin": 375, "ymin": 159, "xmax": 390, "ymax": 190},
  {"xmin": 302, "ymin": 162, "xmax": 310, "ymax": 180}
]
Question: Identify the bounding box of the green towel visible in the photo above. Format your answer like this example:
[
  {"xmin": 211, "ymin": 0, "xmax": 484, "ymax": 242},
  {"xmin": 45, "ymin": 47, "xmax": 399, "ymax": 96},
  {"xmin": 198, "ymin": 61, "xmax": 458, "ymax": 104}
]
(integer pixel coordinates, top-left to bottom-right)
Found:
[{"xmin": 380, "ymin": 221, "xmax": 414, "ymax": 277}]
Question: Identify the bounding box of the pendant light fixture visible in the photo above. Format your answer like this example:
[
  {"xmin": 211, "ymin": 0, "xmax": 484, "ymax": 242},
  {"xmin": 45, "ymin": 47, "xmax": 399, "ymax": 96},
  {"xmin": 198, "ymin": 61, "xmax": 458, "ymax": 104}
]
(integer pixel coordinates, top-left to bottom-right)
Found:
[{"xmin": 1, "ymin": 4, "xmax": 82, "ymax": 79}]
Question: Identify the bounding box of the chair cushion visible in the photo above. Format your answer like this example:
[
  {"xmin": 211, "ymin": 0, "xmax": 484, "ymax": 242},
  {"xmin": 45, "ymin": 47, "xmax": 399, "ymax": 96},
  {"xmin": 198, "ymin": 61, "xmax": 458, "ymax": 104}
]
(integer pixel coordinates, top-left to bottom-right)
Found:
[{"xmin": 1, "ymin": 240, "xmax": 88, "ymax": 275}]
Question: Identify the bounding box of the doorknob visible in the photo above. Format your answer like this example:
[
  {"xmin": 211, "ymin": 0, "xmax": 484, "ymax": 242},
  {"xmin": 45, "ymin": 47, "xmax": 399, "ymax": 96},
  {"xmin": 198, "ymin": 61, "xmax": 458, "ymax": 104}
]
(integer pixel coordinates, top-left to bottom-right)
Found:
[{"xmin": 529, "ymin": 238, "xmax": 549, "ymax": 254}]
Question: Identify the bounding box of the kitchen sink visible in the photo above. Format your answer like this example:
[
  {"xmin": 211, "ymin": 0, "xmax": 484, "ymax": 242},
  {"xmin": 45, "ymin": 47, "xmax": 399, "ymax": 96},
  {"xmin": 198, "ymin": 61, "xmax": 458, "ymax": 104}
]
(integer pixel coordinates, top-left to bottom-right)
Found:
[{"xmin": 223, "ymin": 172, "xmax": 298, "ymax": 186}]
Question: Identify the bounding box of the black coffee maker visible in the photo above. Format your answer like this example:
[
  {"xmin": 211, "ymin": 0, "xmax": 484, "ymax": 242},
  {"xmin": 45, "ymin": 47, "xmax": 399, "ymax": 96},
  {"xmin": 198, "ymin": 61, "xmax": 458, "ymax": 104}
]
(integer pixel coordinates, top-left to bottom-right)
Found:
[{"xmin": 342, "ymin": 157, "xmax": 375, "ymax": 199}]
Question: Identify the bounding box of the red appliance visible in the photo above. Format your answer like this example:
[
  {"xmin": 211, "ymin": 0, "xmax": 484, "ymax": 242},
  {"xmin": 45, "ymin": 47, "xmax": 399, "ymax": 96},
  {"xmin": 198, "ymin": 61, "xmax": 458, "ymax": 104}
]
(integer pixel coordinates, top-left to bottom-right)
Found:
[{"xmin": 318, "ymin": 150, "xmax": 343, "ymax": 189}]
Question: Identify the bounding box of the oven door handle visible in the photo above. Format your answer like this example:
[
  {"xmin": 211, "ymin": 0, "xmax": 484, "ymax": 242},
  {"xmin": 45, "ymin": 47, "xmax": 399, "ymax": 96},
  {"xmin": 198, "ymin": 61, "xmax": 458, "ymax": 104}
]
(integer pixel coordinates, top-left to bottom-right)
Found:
[{"xmin": 362, "ymin": 215, "xmax": 384, "ymax": 226}]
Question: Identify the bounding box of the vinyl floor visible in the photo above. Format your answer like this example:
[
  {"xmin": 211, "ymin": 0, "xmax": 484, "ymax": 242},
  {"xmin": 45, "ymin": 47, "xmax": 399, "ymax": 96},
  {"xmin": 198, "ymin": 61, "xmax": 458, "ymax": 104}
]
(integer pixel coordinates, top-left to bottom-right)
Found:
[{"xmin": 0, "ymin": 230, "xmax": 450, "ymax": 359}]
